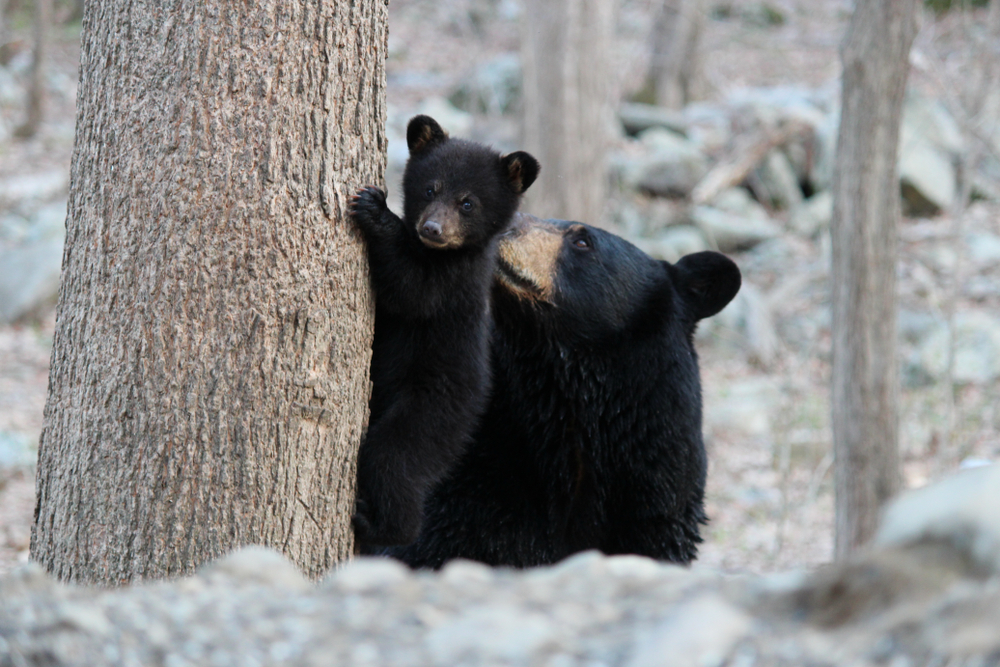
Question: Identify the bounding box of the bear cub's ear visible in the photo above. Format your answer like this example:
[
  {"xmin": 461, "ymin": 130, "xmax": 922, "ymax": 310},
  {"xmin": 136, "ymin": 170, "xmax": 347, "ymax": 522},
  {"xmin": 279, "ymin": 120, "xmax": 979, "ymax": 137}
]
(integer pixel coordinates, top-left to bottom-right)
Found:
[
  {"xmin": 671, "ymin": 251, "xmax": 742, "ymax": 321},
  {"xmin": 500, "ymin": 152, "xmax": 540, "ymax": 194},
  {"xmin": 407, "ymin": 115, "xmax": 449, "ymax": 154}
]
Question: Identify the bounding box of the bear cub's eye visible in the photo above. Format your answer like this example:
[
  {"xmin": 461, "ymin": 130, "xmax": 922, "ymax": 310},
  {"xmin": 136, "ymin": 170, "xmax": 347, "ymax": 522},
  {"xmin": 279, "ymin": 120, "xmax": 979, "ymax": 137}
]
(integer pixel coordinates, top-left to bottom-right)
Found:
[
  {"xmin": 573, "ymin": 237, "xmax": 591, "ymax": 250},
  {"xmin": 425, "ymin": 187, "xmax": 435, "ymax": 200},
  {"xmin": 461, "ymin": 199, "xmax": 474, "ymax": 212}
]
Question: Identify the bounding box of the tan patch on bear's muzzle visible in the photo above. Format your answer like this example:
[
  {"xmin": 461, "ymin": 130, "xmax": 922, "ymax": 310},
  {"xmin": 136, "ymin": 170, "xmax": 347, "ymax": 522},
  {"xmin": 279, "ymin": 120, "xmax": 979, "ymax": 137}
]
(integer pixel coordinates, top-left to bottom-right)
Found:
[
  {"xmin": 417, "ymin": 202, "xmax": 464, "ymax": 250},
  {"xmin": 496, "ymin": 213, "xmax": 562, "ymax": 302}
]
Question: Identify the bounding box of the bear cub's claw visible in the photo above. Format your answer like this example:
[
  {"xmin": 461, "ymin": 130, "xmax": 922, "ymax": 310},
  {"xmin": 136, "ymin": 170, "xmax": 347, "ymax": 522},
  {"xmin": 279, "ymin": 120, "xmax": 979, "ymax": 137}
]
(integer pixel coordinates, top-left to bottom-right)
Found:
[{"xmin": 349, "ymin": 186, "xmax": 388, "ymax": 228}]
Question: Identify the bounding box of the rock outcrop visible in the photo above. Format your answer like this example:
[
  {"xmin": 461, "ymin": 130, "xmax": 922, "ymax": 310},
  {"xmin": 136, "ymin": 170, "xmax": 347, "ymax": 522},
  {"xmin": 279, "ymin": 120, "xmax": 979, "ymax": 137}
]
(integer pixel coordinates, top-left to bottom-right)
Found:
[{"xmin": 2, "ymin": 466, "xmax": 999, "ymax": 666}]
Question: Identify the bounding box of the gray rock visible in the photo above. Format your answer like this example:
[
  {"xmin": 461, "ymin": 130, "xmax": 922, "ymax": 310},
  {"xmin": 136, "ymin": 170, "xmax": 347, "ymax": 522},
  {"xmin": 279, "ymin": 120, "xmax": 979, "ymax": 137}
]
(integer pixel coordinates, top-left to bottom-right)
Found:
[
  {"xmin": 899, "ymin": 134, "xmax": 956, "ymax": 216},
  {"xmin": 0, "ymin": 213, "xmax": 31, "ymax": 245},
  {"xmin": 897, "ymin": 99, "xmax": 961, "ymax": 218},
  {"xmin": 619, "ymin": 102, "xmax": 688, "ymax": 137},
  {"xmin": 201, "ymin": 547, "xmax": 311, "ymax": 592},
  {"xmin": 627, "ymin": 593, "xmax": 752, "ymax": 667},
  {"xmin": 641, "ymin": 198, "xmax": 688, "ymax": 234},
  {"xmin": 966, "ymin": 232, "xmax": 1000, "ymax": 266},
  {"xmin": 710, "ymin": 187, "xmax": 770, "ymax": 221},
  {"xmin": 611, "ymin": 196, "xmax": 689, "ymax": 238},
  {"xmin": 751, "ymin": 149, "xmax": 803, "ymax": 210},
  {"xmin": 966, "ymin": 275, "xmax": 1000, "ymax": 300},
  {"xmin": 897, "ymin": 309, "xmax": 937, "ymax": 344},
  {"xmin": 724, "ymin": 85, "xmax": 829, "ymax": 119},
  {"xmin": 778, "ymin": 105, "xmax": 828, "ymax": 187},
  {"xmin": 4, "ymin": 516, "xmax": 1000, "ymax": 667},
  {"xmin": 810, "ymin": 109, "xmax": 839, "ymax": 194},
  {"xmin": 918, "ymin": 311, "xmax": 1000, "ymax": 384},
  {"xmin": 634, "ymin": 225, "xmax": 709, "ymax": 263},
  {"xmin": 690, "ymin": 205, "xmax": 781, "ymax": 252},
  {"xmin": 0, "ymin": 200, "xmax": 66, "ymax": 322},
  {"xmin": 0, "ymin": 66, "xmax": 22, "ymax": 105},
  {"xmin": 741, "ymin": 237, "xmax": 802, "ymax": 274},
  {"xmin": 789, "ymin": 190, "xmax": 833, "ymax": 237},
  {"xmin": 0, "ymin": 234, "xmax": 65, "ymax": 324},
  {"xmin": 902, "ymin": 91, "xmax": 964, "ymax": 156},
  {"xmin": 448, "ymin": 53, "xmax": 522, "ymax": 116},
  {"xmin": 921, "ymin": 243, "xmax": 959, "ymax": 274},
  {"xmin": 324, "ymin": 556, "xmax": 410, "ymax": 593},
  {"xmin": 633, "ymin": 127, "xmax": 709, "ymax": 198},
  {"xmin": 426, "ymin": 604, "xmax": 557, "ymax": 663},
  {"xmin": 902, "ymin": 350, "xmax": 936, "ymax": 389},
  {"xmin": 0, "ymin": 431, "xmax": 36, "ymax": 469},
  {"xmin": 27, "ymin": 200, "xmax": 68, "ymax": 242},
  {"xmin": 0, "ymin": 170, "xmax": 69, "ymax": 208},
  {"xmin": 876, "ymin": 464, "xmax": 1000, "ymax": 574},
  {"xmin": 5, "ymin": 50, "xmax": 33, "ymax": 77},
  {"xmin": 611, "ymin": 199, "xmax": 646, "ymax": 238},
  {"xmin": 682, "ymin": 102, "xmax": 733, "ymax": 154}
]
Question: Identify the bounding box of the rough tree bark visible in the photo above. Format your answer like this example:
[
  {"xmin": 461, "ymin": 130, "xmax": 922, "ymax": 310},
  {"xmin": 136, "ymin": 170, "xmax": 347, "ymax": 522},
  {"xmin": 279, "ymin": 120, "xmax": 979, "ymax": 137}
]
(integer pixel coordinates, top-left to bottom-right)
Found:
[
  {"xmin": 645, "ymin": 0, "xmax": 706, "ymax": 109},
  {"xmin": 520, "ymin": 0, "xmax": 613, "ymax": 223},
  {"xmin": 14, "ymin": 0, "xmax": 50, "ymax": 138},
  {"xmin": 831, "ymin": 0, "xmax": 917, "ymax": 558},
  {"xmin": 31, "ymin": 0, "xmax": 386, "ymax": 584}
]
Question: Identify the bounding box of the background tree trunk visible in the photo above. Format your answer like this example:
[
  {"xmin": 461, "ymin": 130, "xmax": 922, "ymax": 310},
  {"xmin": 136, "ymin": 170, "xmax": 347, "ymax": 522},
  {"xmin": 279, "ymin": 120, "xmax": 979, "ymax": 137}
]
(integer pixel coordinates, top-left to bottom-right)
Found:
[
  {"xmin": 31, "ymin": 0, "xmax": 386, "ymax": 584},
  {"xmin": 646, "ymin": 0, "xmax": 706, "ymax": 109},
  {"xmin": 831, "ymin": 0, "xmax": 917, "ymax": 558},
  {"xmin": 14, "ymin": 0, "xmax": 50, "ymax": 138},
  {"xmin": 520, "ymin": 0, "xmax": 613, "ymax": 223},
  {"xmin": 0, "ymin": 0, "xmax": 6, "ymax": 57}
]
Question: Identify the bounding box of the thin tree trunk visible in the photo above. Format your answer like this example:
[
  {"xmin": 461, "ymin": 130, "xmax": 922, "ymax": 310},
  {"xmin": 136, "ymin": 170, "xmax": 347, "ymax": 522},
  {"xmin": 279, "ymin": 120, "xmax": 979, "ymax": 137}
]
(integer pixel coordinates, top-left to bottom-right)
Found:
[
  {"xmin": 0, "ymin": 0, "xmax": 6, "ymax": 56},
  {"xmin": 14, "ymin": 0, "xmax": 50, "ymax": 138},
  {"xmin": 31, "ymin": 0, "xmax": 386, "ymax": 584},
  {"xmin": 647, "ymin": 0, "xmax": 705, "ymax": 109},
  {"xmin": 831, "ymin": 0, "xmax": 917, "ymax": 558},
  {"xmin": 520, "ymin": 0, "xmax": 613, "ymax": 223}
]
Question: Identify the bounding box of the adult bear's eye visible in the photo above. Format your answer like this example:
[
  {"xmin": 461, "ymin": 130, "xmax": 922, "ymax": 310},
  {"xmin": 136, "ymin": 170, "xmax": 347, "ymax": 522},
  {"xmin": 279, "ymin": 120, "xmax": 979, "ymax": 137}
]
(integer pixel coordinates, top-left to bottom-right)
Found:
[
  {"xmin": 425, "ymin": 187, "xmax": 435, "ymax": 199},
  {"xmin": 573, "ymin": 237, "xmax": 590, "ymax": 249}
]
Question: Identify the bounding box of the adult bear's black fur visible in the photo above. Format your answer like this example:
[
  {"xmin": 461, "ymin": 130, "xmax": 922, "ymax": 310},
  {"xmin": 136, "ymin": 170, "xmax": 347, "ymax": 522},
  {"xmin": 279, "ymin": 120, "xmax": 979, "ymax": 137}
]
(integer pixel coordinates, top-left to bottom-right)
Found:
[
  {"xmin": 350, "ymin": 116, "xmax": 539, "ymax": 549},
  {"xmin": 386, "ymin": 214, "xmax": 741, "ymax": 567}
]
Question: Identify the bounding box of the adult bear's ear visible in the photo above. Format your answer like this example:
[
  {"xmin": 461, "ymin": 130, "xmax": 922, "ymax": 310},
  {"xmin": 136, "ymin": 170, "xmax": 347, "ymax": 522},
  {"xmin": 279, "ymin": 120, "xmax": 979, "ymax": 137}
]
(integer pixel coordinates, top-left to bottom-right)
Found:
[
  {"xmin": 407, "ymin": 115, "xmax": 448, "ymax": 154},
  {"xmin": 670, "ymin": 251, "xmax": 742, "ymax": 321},
  {"xmin": 500, "ymin": 151, "xmax": 540, "ymax": 194}
]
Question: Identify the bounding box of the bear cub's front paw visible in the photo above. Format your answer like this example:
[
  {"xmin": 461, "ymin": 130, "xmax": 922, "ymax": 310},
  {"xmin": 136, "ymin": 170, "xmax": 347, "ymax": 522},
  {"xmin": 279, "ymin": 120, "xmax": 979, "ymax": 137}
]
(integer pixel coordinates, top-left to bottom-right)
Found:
[{"xmin": 349, "ymin": 186, "xmax": 388, "ymax": 230}]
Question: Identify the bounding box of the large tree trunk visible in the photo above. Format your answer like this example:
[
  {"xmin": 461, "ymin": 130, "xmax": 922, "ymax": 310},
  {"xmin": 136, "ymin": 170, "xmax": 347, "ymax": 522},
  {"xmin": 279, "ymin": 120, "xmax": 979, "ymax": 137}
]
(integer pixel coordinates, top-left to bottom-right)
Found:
[
  {"xmin": 831, "ymin": 0, "xmax": 917, "ymax": 558},
  {"xmin": 31, "ymin": 0, "xmax": 386, "ymax": 584},
  {"xmin": 646, "ymin": 0, "xmax": 706, "ymax": 109},
  {"xmin": 520, "ymin": 0, "xmax": 613, "ymax": 223}
]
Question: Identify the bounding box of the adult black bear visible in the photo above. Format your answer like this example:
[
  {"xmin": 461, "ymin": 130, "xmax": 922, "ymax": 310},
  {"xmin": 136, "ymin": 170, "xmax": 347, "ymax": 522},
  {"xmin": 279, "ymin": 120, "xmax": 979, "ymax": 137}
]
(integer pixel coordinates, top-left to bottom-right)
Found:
[
  {"xmin": 350, "ymin": 116, "xmax": 539, "ymax": 549},
  {"xmin": 386, "ymin": 214, "xmax": 741, "ymax": 567}
]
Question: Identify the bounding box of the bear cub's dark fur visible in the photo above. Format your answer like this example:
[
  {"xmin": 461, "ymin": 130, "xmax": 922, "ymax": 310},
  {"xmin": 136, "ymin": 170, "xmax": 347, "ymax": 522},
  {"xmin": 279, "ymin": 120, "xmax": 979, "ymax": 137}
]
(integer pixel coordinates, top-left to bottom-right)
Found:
[
  {"xmin": 349, "ymin": 115, "xmax": 539, "ymax": 549},
  {"xmin": 386, "ymin": 215, "xmax": 741, "ymax": 568}
]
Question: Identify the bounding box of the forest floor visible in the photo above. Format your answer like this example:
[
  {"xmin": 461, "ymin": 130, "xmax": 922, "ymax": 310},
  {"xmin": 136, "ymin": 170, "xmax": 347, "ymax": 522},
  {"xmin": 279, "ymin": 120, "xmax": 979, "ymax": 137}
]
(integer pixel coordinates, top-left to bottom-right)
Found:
[{"xmin": 2, "ymin": 0, "xmax": 998, "ymax": 576}]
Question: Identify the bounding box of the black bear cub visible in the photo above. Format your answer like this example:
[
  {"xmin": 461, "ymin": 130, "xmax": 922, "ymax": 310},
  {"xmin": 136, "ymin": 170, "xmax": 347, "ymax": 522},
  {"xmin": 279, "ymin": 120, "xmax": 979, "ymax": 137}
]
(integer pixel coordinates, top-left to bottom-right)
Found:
[
  {"xmin": 349, "ymin": 115, "xmax": 539, "ymax": 549},
  {"xmin": 387, "ymin": 214, "xmax": 741, "ymax": 568}
]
